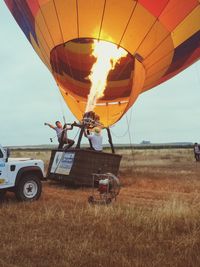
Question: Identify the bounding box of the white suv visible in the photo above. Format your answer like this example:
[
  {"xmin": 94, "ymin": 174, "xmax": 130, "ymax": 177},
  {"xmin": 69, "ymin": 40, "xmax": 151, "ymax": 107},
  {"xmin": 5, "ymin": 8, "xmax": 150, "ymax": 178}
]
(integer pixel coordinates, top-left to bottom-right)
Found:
[{"xmin": 0, "ymin": 145, "xmax": 44, "ymax": 201}]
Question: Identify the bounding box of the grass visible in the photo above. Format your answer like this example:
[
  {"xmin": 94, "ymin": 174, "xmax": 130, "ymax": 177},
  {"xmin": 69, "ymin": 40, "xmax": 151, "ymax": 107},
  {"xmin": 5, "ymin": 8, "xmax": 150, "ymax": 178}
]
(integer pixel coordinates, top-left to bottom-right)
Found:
[{"xmin": 1, "ymin": 148, "xmax": 200, "ymax": 267}]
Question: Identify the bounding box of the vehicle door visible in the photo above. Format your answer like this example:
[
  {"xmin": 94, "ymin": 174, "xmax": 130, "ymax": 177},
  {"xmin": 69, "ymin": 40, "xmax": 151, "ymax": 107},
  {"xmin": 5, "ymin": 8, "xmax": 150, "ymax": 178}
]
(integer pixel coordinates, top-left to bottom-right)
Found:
[{"xmin": 0, "ymin": 149, "xmax": 10, "ymax": 187}]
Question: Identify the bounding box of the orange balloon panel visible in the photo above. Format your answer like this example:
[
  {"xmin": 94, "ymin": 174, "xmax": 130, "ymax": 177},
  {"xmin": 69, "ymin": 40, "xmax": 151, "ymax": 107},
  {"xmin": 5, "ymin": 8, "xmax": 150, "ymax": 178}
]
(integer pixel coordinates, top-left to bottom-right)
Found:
[{"xmin": 4, "ymin": 0, "xmax": 200, "ymax": 126}]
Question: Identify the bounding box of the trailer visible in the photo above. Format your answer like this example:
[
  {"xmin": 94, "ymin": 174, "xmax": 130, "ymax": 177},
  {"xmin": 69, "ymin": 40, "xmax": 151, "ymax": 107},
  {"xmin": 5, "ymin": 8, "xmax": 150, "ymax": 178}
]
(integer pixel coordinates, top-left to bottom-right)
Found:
[
  {"xmin": 47, "ymin": 148, "xmax": 121, "ymax": 186},
  {"xmin": 47, "ymin": 113, "xmax": 122, "ymax": 186}
]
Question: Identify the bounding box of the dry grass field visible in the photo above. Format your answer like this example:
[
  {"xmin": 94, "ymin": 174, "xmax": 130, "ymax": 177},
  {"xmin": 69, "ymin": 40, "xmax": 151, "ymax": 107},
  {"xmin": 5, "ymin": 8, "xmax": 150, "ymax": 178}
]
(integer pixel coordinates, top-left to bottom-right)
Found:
[{"xmin": 1, "ymin": 148, "xmax": 200, "ymax": 267}]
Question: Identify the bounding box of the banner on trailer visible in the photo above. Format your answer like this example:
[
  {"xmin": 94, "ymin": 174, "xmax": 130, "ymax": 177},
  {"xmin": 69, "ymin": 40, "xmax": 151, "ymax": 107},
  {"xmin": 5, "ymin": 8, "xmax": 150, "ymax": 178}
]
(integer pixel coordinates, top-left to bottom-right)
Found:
[{"xmin": 51, "ymin": 152, "xmax": 75, "ymax": 175}]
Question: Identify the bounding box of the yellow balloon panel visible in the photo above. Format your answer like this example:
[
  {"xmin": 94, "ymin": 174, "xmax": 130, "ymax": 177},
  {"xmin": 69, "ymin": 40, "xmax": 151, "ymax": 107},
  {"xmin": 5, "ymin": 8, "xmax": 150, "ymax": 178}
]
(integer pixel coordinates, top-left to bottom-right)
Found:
[
  {"xmin": 60, "ymin": 85, "xmax": 128, "ymax": 127},
  {"xmin": 100, "ymin": 0, "xmax": 136, "ymax": 45},
  {"xmin": 143, "ymin": 36, "xmax": 174, "ymax": 69},
  {"xmin": 124, "ymin": 59, "xmax": 146, "ymax": 114},
  {"xmin": 144, "ymin": 66, "xmax": 170, "ymax": 90},
  {"xmin": 120, "ymin": 3, "xmax": 156, "ymax": 54},
  {"xmin": 39, "ymin": 1, "xmax": 63, "ymax": 45},
  {"xmin": 143, "ymin": 54, "xmax": 173, "ymax": 90},
  {"xmin": 60, "ymin": 89, "xmax": 85, "ymax": 121},
  {"xmin": 137, "ymin": 21, "xmax": 170, "ymax": 59},
  {"xmin": 146, "ymin": 53, "xmax": 173, "ymax": 77},
  {"xmin": 35, "ymin": 11, "xmax": 54, "ymax": 52},
  {"xmin": 94, "ymin": 103, "xmax": 128, "ymax": 127},
  {"xmin": 53, "ymin": 0, "xmax": 78, "ymax": 43},
  {"xmin": 78, "ymin": 0, "xmax": 105, "ymax": 39}
]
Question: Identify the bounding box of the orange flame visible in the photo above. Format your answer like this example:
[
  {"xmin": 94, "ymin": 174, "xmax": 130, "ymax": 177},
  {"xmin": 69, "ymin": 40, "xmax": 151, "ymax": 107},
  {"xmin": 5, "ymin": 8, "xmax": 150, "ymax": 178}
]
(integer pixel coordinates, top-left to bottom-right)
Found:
[{"xmin": 85, "ymin": 40, "xmax": 128, "ymax": 112}]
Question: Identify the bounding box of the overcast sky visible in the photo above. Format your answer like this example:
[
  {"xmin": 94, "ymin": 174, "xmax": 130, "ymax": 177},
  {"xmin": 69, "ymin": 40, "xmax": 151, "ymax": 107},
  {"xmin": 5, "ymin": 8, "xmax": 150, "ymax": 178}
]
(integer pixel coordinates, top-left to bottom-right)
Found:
[{"xmin": 0, "ymin": 2, "xmax": 200, "ymax": 146}]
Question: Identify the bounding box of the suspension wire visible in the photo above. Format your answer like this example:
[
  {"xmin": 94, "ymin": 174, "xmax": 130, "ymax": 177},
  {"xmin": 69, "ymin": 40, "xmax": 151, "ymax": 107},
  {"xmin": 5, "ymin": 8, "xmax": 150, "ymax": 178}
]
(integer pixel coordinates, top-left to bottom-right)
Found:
[
  {"xmin": 115, "ymin": 0, "xmax": 169, "ymax": 80},
  {"xmin": 56, "ymin": 90, "xmax": 66, "ymax": 124},
  {"xmin": 37, "ymin": 1, "xmax": 66, "ymax": 124},
  {"xmin": 76, "ymin": 0, "xmax": 80, "ymax": 38},
  {"xmin": 39, "ymin": 0, "xmax": 78, "ymax": 86},
  {"xmin": 52, "ymin": 0, "xmax": 76, "ymax": 124},
  {"xmin": 98, "ymin": 0, "xmax": 107, "ymax": 41},
  {"xmin": 144, "ymin": 0, "xmax": 196, "ymax": 65},
  {"xmin": 75, "ymin": 0, "xmax": 83, "ymax": 83},
  {"xmin": 52, "ymin": 0, "xmax": 75, "ymax": 82},
  {"xmin": 117, "ymin": 1, "xmax": 137, "ymax": 48},
  {"xmin": 110, "ymin": 110, "xmax": 135, "ymax": 169},
  {"xmin": 125, "ymin": 114, "xmax": 135, "ymax": 172},
  {"xmin": 111, "ymin": 107, "xmax": 133, "ymax": 138},
  {"xmin": 38, "ymin": 2, "xmax": 55, "ymax": 47},
  {"xmin": 125, "ymin": 114, "xmax": 134, "ymax": 156},
  {"xmin": 134, "ymin": 0, "xmax": 170, "ymax": 53}
]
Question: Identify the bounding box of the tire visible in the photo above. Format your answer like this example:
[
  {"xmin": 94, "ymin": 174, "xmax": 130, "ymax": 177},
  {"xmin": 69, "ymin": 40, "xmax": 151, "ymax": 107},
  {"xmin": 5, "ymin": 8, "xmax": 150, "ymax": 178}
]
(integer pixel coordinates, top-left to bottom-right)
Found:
[
  {"xmin": 15, "ymin": 173, "xmax": 42, "ymax": 201},
  {"xmin": 0, "ymin": 190, "xmax": 6, "ymax": 201}
]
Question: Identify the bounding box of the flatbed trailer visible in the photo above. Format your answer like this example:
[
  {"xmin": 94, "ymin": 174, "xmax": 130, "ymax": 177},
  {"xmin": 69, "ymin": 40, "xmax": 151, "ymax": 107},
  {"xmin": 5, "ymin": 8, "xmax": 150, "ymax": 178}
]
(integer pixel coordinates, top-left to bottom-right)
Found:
[
  {"xmin": 47, "ymin": 148, "xmax": 121, "ymax": 186},
  {"xmin": 46, "ymin": 115, "xmax": 122, "ymax": 186}
]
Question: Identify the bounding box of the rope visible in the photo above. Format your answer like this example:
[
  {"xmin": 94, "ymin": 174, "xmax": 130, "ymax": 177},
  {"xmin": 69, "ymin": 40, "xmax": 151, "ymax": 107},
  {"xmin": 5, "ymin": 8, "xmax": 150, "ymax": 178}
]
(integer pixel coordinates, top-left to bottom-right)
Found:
[
  {"xmin": 73, "ymin": 128, "xmax": 81, "ymax": 141},
  {"xmin": 56, "ymin": 89, "xmax": 66, "ymax": 124},
  {"xmin": 111, "ymin": 108, "xmax": 133, "ymax": 138},
  {"xmin": 125, "ymin": 114, "xmax": 134, "ymax": 159},
  {"xmin": 111, "ymin": 111, "xmax": 135, "ymax": 169}
]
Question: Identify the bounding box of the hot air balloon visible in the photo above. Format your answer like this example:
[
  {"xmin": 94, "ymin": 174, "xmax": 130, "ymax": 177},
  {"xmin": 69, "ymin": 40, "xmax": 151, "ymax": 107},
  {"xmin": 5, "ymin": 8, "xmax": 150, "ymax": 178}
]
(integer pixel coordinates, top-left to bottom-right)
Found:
[{"xmin": 4, "ymin": 0, "xmax": 200, "ymax": 127}]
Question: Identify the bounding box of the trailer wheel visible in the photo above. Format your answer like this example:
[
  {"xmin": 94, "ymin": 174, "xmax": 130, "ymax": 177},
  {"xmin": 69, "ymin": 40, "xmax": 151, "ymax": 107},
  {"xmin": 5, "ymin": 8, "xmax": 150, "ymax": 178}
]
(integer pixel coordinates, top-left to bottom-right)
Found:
[
  {"xmin": 15, "ymin": 173, "xmax": 42, "ymax": 201},
  {"xmin": 106, "ymin": 198, "xmax": 112, "ymax": 205},
  {"xmin": 0, "ymin": 190, "xmax": 6, "ymax": 201},
  {"xmin": 88, "ymin": 196, "xmax": 94, "ymax": 204}
]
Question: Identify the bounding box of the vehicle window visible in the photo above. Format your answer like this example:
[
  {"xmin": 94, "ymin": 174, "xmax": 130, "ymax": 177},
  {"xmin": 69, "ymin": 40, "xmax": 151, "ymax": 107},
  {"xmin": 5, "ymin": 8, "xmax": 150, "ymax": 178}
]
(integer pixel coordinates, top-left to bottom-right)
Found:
[{"xmin": 0, "ymin": 150, "xmax": 3, "ymax": 158}]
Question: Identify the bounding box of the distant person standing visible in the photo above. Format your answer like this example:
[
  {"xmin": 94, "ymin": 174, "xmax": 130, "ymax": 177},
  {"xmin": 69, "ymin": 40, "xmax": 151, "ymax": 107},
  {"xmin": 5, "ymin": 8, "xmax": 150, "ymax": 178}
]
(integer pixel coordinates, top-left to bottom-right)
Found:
[
  {"xmin": 85, "ymin": 127, "xmax": 103, "ymax": 152},
  {"xmin": 194, "ymin": 143, "xmax": 200, "ymax": 161},
  {"xmin": 45, "ymin": 121, "xmax": 74, "ymax": 150}
]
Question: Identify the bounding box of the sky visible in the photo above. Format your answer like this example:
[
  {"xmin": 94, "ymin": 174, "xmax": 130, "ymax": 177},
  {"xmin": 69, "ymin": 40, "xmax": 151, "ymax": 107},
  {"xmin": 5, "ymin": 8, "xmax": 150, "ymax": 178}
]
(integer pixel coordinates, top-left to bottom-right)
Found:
[{"xmin": 0, "ymin": 2, "xmax": 200, "ymax": 146}]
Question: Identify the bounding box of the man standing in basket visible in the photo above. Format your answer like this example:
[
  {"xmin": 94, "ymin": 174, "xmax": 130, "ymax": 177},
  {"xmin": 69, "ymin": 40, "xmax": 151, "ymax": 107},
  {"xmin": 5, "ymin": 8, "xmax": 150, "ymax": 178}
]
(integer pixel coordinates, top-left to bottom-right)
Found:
[{"xmin": 45, "ymin": 121, "xmax": 74, "ymax": 150}]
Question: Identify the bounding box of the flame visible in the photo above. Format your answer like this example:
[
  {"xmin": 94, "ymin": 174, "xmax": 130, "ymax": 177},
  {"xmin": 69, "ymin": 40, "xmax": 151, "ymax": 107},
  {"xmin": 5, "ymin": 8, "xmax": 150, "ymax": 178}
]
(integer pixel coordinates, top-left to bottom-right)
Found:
[{"xmin": 85, "ymin": 40, "xmax": 128, "ymax": 113}]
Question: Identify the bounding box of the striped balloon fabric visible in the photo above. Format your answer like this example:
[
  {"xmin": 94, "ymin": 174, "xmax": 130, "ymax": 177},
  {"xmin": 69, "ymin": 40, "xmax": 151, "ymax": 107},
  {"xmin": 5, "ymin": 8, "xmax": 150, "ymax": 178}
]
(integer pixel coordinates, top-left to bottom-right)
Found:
[{"xmin": 4, "ymin": 0, "xmax": 200, "ymax": 126}]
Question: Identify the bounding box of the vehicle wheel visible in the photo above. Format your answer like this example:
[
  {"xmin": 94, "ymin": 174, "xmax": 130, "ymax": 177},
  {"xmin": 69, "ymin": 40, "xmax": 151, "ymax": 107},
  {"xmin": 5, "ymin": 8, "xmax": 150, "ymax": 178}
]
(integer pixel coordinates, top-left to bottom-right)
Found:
[
  {"xmin": 15, "ymin": 174, "xmax": 42, "ymax": 201},
  {"xmin": 0, "ymin": 190, "xmax": 6, "ymax": 201}
]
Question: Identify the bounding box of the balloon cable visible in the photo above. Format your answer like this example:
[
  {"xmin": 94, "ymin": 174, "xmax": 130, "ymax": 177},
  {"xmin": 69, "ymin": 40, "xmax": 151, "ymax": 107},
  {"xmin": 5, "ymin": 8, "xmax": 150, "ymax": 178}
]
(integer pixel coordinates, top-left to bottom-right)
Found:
[
  {"xmin": 111, "ymin": 108, "xmax": 133, "ymax": 138},
  {"xmin": 56, "ymin": 87, "xmax": 67, "ymax": 124},
  {"xmin": 98, "ymin": 0, "xmax": 107, "ymax": 41},
  {"xmin": 111, "ymin": 111, "xmax": 135, "ymax": 168},
  {"xmin": 125, "ymin": 114, "xmax": 134, "ymax": 161}
]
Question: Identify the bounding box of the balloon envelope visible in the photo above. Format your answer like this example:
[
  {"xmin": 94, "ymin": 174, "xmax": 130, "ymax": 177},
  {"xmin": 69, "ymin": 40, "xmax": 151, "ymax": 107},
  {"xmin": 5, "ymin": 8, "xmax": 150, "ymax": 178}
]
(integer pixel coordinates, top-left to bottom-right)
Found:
[{"xmin": 4, "ymin": 0, "xmax": 200, "ymax": 126}]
